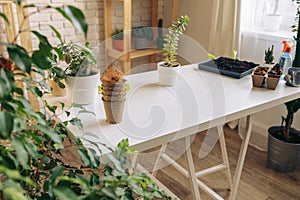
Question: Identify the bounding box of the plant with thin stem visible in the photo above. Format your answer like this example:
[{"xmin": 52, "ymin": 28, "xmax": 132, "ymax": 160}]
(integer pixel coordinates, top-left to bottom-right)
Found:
[{"xmin": 162, "ymin": 15, "xmax": 190, "ymax": 67}]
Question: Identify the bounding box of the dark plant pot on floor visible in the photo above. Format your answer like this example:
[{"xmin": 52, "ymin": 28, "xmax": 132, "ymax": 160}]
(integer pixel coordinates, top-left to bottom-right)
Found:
[{"xmin": 267, "ymin": 126, "xmax": 300, "ymax": 172}]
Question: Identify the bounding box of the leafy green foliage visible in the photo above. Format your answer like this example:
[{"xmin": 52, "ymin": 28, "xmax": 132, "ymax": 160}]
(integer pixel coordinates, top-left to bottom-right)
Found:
[
  {"xmin": 264, "ymin": 45, "xmax": 274, "ymax": 64},
  {"xmin": 0, "ymin": 1, "xmax": 170, "ymax": 200},
  {"xmin": 291, "ymin": 0, "xmax": 300, "ymax": 67},
  {"xmin": 163, "ymin": 15, "xmax": 190, "ymax": 67},
  {"xmin": 58, "ymin": 41, "xmax": 97, "ymax": 76},
  {"xmin": 280, "ymin": 98, "xmax": 300, "ymax": 141},
  {"xmin": 132, "ymin": 26, "xmax": 154, "ymax": 40},
  {"xmin": 112, "ymin": 26, "xmax": 123, "ymax": 40}
]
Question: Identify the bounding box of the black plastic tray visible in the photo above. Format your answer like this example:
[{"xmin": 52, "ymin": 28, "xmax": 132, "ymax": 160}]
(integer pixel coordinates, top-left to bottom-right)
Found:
[{"xmin": 198, "ymin": 58, "xmax": 259, "ymax": 79}]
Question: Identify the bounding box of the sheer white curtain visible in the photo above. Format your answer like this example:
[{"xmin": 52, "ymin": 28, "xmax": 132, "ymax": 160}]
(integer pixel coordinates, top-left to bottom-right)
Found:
[
  {"xmin": 239, "ymin": 0, "xmax": 297, "ymax": 63},
  {"xmin": 238, "ymin": 0, "xmax": 299, "ymax": 151}
]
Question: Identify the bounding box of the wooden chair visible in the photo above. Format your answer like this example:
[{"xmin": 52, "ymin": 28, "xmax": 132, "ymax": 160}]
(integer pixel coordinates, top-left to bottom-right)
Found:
[{"xmin": 1, "ymin": 0, "xmax": 39, "ymax": 111}]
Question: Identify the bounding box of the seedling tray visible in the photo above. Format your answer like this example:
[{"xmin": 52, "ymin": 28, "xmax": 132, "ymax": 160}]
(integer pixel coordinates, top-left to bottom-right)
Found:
[{"xmin": 198, "ymin": 57, "xmax": 259, "ymax": 79}]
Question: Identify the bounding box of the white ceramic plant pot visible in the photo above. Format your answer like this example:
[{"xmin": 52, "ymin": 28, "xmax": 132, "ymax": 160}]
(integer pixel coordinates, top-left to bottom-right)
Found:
[
  {"xmin": 65, "ymin": 68, "xmax": 100, "ymax": 105},
  {"xmin": 157, "ymin": 61, "xmax": 180, "ymax": 86}
]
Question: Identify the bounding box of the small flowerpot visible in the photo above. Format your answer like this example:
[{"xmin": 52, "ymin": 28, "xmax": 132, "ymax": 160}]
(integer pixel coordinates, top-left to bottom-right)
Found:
[
  {"xmin": 112, "ymin": 39, "xmax": 123, "ymax": 51},
  {"xmin": 102, "ymin": 86, "xmax": 126, "ymax": 101},
  {"xmin": 266, "ymin": 76, "xmax": 280, "ymax": 90},
  {"xmin": 101, "ymin": 79, "xmax": 126, "ymax": 92},
  {"xmin": 102, "ymin": 98, "xmax": 125, "ymax": 124},
  {"xmin": 65, "ymin": 69, "xmax": 100, "ymax": 105},
  {"xmin": 251, "ymin": 66, "xmax": 269, "ymax": 88},
  {"xmin": 157, "ymin": 61, "xmax": 180, "ymax": 86},
  {"xmin": 266, "ymin": 66, "xmax": 283, "ymax": 90},
  {"xmin": 48, "ymin": 79, "xmax": 66, "ymax": 97}
]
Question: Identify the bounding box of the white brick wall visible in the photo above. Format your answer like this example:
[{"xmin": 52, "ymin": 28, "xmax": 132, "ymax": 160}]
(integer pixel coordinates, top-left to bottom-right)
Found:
[{"xmin": 0, "ymin": 0, "xmax": 165, "ymax": 69}]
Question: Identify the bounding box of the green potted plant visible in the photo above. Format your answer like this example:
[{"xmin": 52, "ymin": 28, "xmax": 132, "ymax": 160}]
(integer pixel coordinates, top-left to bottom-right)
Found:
[
  {"xmin": 58, "ymin": 41, "xmax": 99, "ymax": 105},
  {"xmin": 111, "ymin": 26, "xmax": 124, "ymax": 51},
  {"xmin": 158, "ymin": 15, "xmax": 190, "ymax": 86},
  {"xmin": 264, "ymin": 45, "xmax": 275, "ymax": 67},
  {"xmin": 131, "ymin": 26, "xmax": 154, "ymax": 49},
  {"xmin": 267, "ymin": 99, "xmax": 300, "ymax": 172},
  {"xmin": 0, "ymin": 1, "xmax": 170, "ymax": 199},
  {"xmin": 284, "ymin": 0, "xmax": 300, "ymax": 87}
]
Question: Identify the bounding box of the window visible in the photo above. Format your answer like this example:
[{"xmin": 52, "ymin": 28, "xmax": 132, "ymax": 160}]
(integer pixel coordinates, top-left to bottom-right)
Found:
[{"xmin": 239, "ymin": 0, "xmax": 298, "ymax": 63}]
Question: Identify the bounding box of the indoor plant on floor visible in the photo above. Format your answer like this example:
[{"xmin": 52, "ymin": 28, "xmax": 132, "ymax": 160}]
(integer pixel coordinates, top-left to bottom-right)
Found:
[
  {"xmin": 267, "ymin": 99, "xmax": 300, "ymax": 172},
  {"xmin": 58, "ymin": 41, "xmax": 100, "ymax": 105},
  {"xmin": 158, "ymin": 15, "xmax": 190, "ymax": 86},
  {"xmin": 284, "ymin": 0, "xmax": 300, "ymax": 87},
  {"xmin": 0, "ymin": 1, "xmax": 170, "ymax": 199}
]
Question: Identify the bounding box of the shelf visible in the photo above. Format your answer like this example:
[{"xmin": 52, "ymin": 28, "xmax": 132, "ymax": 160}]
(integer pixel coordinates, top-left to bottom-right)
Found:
[
  {"xmin": 104, "ymin": 0, "xmax": 177, "ymax": 73},
  {"xmin": 107, "ymin": 48, "xmax": 163, "ymax": 60}
]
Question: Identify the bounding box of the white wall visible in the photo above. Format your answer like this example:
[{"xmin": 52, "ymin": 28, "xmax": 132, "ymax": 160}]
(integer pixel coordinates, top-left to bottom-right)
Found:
[{"xmin": 163, "ymin": 0, "xmax": 213, "ymax": 64}]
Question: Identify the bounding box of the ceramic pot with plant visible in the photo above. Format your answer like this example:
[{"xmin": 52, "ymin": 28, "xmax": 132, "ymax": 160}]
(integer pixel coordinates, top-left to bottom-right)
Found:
[
  {"xmin": 264, "ymin": 45, "xmax": 275, "ymax": 68},
  {"xmin": 267, "ymin": 99, "xmax": 300, "ymax": 172},
  {"xmin": 112, "ymin": 26, "xmax": 124, "ymax": 51},
  {"xmin": 59, "ymin": 41, "xmax": 99, "ymax": 105},
  {"xmin": 158, "ymin": 15, "xmax": 190, "ymax": 86},
  {"xmin": 284, "ymin": 0, "xmax": 300, "ymax": 87},
  {"xmin": 101, "ymin": 62, "xmax": 126, "ymax": 124}
]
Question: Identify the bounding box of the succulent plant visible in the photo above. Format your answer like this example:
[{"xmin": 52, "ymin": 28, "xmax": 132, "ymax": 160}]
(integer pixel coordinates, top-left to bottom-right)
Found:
[
  {"xmin": 264, "ymin": 45, "xmax": 275, "ymax": 64},
  {"xmin": 162, "ymin": 15, "xmax": 190, "ymax": 67}
]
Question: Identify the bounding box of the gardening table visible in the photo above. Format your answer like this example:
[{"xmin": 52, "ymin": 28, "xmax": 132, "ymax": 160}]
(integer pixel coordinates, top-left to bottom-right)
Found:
[{"xmin": 47, "ymin": 64, "xmax": 300, "ymax": 200}]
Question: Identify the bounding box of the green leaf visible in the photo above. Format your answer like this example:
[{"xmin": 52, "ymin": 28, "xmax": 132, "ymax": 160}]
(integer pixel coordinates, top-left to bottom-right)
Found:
[
  {"xmin": 101, "ymin": 187, "xmax": 118, "ymax": 199},
  {"xmin": 0, "ymin": 12, "xmax": 9, "ymax": 25},
  {"xmin": 117, "ymin": 138, "xmax": 129, "ymax": 150},
  {"xmin": 50, "ymin": 166, "xmax": 65, "ymax": 183},
  {"xmin": 77, "ymin": 148, "xmax": 91, "ymax": 167},
  {"xmin": 50, "ymin": 25, "xmax": 63, "ymax": 44},
  {"xmin": 0, "ymin": 111, "xmax": 13, "ymax": 139},
  {"xmin": 31, "ymin": 30, "xmax": 52, "ymax": 53},
  {"xmin": 69, "ymin": 118, "xmax": 83, "ymax": 130},
  {"xmin": 35, "ymin": 124, "xmax": 63, "ymax": 144},
  {"xmin": 4, "ymin": 187, "xmax": 30, "ymax": 200},
  {"xmin": 6, "ymin": 44, "xmax": 32, "ymax": 73},
  {"xmin": 63, "ymin": 5, "xmax": 88, "ymax": 38},
  {"xmin": 53, "ymin": 185, "xmax": 79, "ymax": 200},
  {"xmin": 32, "ymin": 50, "xmax": 52, "ymax": 70},
  {"xmin": 24, "ymin": 139, "xmax": 39, "ymax": 160},
  {"xmin": 11, "ymin": 136, "xmax": 29, "ymax": 169}
]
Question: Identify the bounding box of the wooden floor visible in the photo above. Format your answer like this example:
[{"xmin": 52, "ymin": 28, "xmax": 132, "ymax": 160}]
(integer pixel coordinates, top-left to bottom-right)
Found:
[{"xmin": 138, "ymin": 126, "xmax": 300, "ymax": 200}]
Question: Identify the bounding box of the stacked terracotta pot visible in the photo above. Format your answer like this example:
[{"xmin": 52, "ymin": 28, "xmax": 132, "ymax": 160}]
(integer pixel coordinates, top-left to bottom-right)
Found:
[{"xmin": 101, "ymin": 64, "xmax": 126, "ymax": 124}]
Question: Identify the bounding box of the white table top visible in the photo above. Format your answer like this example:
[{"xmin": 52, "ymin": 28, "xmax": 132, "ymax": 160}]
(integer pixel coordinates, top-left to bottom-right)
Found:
[{"xmin": 48, "ymin": 64, "xmax": 300, "ymax": 155}]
